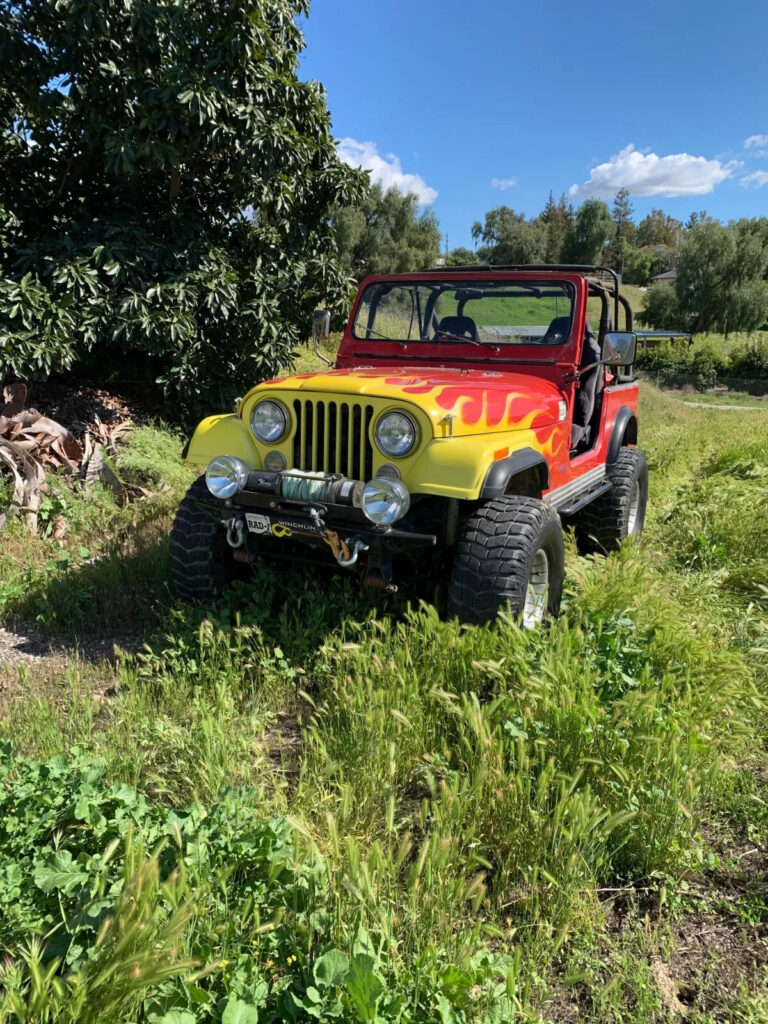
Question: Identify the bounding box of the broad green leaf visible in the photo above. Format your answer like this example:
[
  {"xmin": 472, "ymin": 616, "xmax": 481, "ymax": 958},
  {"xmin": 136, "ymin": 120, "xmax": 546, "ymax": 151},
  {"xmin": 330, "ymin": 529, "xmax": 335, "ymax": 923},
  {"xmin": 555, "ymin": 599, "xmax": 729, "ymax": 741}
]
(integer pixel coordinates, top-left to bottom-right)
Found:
[
  {"xmin": 221, "ymin": 999, "xmax": 259, "ymax": 1024},
  {"xmin": 344, "ymin": 954, "xmax": 384, "ymax": 1023},
  {"xmin": 33, "ymin": 851, "xmax": 90, "ymax": 894},
  {"xmin": 313, "ymin": 949, "xmax": 349, "ymax": 989}
]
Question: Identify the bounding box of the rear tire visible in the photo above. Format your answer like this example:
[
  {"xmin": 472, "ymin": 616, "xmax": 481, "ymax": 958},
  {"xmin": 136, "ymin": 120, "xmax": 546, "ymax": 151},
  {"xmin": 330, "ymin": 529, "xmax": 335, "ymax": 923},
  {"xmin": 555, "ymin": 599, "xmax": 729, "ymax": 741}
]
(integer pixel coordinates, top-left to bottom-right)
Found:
[
  {"xmin": 448, "ymin": 495, "xmax": 565, "ymax": 627},
  {"xmin": 573, "ymin": 447, "xmax": 648, "ymax": 556},
  {"xmin": 170, "ymin": 476, "xmax": 238, "ymax": 602}
]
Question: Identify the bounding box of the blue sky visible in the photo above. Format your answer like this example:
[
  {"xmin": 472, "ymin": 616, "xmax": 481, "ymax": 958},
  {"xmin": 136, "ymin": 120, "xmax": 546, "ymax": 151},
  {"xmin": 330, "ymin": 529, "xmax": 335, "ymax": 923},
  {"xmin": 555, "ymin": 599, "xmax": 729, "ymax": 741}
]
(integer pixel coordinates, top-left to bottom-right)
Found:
[{"xmin": 299, "ymin": 0, "xmax": 768, "ymax": 250}]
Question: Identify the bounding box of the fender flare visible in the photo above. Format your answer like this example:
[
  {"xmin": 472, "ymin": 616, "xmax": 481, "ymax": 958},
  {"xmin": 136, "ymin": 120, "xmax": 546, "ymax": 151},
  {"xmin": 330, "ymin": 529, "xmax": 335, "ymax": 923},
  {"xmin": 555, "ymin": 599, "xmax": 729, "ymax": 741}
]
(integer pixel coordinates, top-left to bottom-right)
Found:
[
  {"xmin": 480, "ymin": 447, "xmax": 550, "ymax": 499},
  {"xmin": 607, "ymin": 406, "xmax": 638, "ymax": 465}
]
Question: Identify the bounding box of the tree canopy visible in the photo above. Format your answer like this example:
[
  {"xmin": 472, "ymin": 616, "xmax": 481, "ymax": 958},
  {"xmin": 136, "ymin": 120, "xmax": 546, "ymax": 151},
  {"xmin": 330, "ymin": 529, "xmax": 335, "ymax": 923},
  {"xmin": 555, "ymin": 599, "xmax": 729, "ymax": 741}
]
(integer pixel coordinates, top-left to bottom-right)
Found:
[
  {"xmin": 640, "ymin": 220, "xmax": 768, "ymax": 335},
  {"xmin": 0, "ymin": 0, "xmax": 363, "ymax": 417},
  {"xmin": 562, "ymin": 199, "xmax": 613, "ymax": 265},
  {"xmin": 445, "ymin": 246, "xmax": 477, "ymax": 266},
  {"xmin": 636, "ymin": 208, "xmax": 683, "ymax": 249},
  {"xmin": 471, "ymin": 207, "xmax": 545, "ymax": 265},
  {"xmin": 332, "ymin": 183, "xmax": 440, "ymax": 282}
]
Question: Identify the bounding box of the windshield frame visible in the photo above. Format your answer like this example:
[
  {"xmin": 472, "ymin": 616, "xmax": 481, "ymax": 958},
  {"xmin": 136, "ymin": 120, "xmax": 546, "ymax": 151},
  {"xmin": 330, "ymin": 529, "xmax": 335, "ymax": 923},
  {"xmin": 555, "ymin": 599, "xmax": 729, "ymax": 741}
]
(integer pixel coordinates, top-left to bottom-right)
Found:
[{"xmin": 350, "ymin": 277, "xmax": 576, "ymax": 347}]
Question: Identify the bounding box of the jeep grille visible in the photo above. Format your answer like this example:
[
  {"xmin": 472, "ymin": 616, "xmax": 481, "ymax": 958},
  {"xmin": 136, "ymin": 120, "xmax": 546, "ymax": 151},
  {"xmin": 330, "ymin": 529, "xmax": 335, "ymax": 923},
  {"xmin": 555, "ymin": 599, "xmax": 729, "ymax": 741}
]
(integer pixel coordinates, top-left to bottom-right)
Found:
[{"xmin": 292, "ymin": 399, "xmax": 375, "ymax": 482}]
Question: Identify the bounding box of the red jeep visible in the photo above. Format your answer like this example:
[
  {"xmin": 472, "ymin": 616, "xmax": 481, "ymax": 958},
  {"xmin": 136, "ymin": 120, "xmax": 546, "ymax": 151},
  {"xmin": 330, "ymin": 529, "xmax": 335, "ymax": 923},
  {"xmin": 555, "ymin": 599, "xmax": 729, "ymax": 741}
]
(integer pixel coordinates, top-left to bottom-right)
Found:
[{"xmin": 173, "ymin": 264, "xmax": 647, "ymax": 626}]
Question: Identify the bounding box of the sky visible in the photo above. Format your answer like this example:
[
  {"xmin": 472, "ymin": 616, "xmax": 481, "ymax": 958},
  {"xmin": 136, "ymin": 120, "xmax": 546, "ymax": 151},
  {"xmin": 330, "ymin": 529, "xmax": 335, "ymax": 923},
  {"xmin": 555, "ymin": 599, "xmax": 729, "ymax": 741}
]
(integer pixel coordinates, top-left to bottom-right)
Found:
[{"xmin": 299, "ymin": 0, "xmax": 768, "ymax": 250}]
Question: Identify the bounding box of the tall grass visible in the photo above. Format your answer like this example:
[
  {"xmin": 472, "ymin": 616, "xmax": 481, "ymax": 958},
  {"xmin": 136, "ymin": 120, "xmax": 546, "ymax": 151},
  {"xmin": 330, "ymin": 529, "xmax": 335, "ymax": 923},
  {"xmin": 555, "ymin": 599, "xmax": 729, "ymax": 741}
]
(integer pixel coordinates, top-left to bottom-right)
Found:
[{"xmin": 1, "ymin": 384, "xmax": 767, "ymax": 1021}]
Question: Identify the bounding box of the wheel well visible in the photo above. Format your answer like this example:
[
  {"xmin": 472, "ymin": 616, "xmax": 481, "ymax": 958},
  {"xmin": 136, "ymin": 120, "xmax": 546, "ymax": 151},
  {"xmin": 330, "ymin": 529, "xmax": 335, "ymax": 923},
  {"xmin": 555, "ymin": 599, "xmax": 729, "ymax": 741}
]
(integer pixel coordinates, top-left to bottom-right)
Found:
[
  {"xmin": 504, "ymin": 465, "xmax": 544, "ymax": 498},
  {"xmin": 623, "ymin": 417, "xmax": 638, "ymax": 446},
  {"xmin": 607, "ymin": 406, "xmax": 638, "ymax": 464},
  {"xmin": 480, "ymin": 448, "xmax": 550, "ymax": 499}
]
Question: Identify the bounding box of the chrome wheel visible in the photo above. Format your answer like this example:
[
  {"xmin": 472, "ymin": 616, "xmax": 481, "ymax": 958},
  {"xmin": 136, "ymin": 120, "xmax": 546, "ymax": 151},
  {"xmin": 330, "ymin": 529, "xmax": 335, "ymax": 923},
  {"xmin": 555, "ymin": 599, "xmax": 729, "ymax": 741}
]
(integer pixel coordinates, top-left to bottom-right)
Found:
[
  {"xmin": 627, "ymin": 481, "xmax": 641, "ymax": 535},
  {"xmin": 523, "ymin": 548, "xmax": 549, "ymax": 629}
]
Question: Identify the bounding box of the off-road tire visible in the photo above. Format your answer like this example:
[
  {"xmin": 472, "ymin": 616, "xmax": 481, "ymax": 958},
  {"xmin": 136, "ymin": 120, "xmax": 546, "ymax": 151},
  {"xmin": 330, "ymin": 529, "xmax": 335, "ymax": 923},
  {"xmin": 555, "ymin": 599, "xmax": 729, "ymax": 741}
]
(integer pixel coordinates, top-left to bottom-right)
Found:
[
  {"xmin": 448, "ymin": 495, "xmax": 565, "ymax": 627},
  {"xmin": 573, "ymin": 447, "xmax": 648, "ymax": 556},
  {"xmin": 170, "ymin": 475, "xmax": 238, "ymax": 601}
]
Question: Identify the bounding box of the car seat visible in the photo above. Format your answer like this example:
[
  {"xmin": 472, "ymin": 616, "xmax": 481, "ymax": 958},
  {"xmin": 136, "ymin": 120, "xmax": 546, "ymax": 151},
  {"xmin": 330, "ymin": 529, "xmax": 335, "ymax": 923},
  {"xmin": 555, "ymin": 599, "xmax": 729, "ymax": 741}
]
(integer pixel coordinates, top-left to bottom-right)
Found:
[
  {"xmin": 541, "ymin": 316, "xmax": 571, "ymax": 344},
  {"xmin": 437, "ymin": 315, "xmax": 478, "ymax": 341}
]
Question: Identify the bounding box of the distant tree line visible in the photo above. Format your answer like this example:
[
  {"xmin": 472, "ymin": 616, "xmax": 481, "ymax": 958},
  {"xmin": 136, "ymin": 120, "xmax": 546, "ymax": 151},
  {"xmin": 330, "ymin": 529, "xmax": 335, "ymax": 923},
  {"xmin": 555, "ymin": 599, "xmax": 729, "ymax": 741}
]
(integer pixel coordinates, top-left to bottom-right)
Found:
[
  {"xmin": 441, "ymin": 191, "xmax": 768, "ymax": 336},
  {"xmin": 332, "ymin": 183, "xmax": 768, "ymax": 337}
]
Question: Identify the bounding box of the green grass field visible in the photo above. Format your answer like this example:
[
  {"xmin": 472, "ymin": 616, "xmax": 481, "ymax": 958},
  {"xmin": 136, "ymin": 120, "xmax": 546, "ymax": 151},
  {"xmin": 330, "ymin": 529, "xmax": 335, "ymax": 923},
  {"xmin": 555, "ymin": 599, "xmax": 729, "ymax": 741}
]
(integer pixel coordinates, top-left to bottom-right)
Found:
[{"xmin": 1, "ymin": 378, "xmax": 767, "ymax": 1022}]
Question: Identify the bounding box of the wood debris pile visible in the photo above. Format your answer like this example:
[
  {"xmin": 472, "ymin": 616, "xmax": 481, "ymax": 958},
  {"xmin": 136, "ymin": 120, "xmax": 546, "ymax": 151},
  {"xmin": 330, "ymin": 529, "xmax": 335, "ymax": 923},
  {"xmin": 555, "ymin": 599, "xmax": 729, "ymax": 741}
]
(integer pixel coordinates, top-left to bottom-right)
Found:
[{"xmin": 0, "ymin": 382, "xmax": 143, "ymax": 535}]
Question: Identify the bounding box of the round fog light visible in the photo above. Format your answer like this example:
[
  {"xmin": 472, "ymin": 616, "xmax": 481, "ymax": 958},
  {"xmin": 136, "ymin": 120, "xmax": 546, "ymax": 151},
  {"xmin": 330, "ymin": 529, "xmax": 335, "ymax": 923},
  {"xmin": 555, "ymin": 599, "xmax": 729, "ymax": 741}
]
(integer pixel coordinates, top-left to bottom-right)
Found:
[
  {"xmin": 264, "ymin": 450, "xmax": 286, "ymax": 471},
  {"xmin": 205, "ymin": 455, "xmax": 248, "ymax": 499},
  {"xmin": 361, "ymin": 476, "xmax": 410, "ymax": 525}
]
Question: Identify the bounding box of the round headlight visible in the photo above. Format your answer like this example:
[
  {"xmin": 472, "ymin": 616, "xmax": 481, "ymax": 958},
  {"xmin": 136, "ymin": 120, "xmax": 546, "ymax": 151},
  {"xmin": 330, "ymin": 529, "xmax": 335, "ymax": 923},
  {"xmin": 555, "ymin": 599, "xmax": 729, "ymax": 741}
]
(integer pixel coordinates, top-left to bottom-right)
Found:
[
  {"xmin": 375, "ymin": 411, "xmax": 417, "ymax": 458},
  {"xmin": 250, "ymin": 400, "xmax": 288, "ymax": 444},
  {"xmin": 205, "ymin": 456, "xmax": 249, "ymax": 499},
  {"xmin": 361, "ymin": 476, "xmax": 411, "ymax": 525}
]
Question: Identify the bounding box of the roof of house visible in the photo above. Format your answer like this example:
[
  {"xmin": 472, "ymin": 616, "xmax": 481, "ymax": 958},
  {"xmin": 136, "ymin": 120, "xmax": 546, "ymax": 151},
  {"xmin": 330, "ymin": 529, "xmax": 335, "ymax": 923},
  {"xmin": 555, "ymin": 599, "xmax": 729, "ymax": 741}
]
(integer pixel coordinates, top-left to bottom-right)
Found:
[{"xmin": 651, "ymin": 269, "xmax": 678, "ymax": 281}]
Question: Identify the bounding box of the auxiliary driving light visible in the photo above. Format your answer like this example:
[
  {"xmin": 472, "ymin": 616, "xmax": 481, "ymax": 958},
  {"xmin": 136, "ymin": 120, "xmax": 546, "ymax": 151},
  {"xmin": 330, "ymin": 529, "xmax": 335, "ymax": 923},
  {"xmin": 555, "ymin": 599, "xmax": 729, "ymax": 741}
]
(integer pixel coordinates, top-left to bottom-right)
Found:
[
  {"xmin": 205, "ymin": 455, "xmax": 249, "ymax": 499},
  {"xmin": 361, "ymin": 476, "xmax": 411, "ymax": 525}
]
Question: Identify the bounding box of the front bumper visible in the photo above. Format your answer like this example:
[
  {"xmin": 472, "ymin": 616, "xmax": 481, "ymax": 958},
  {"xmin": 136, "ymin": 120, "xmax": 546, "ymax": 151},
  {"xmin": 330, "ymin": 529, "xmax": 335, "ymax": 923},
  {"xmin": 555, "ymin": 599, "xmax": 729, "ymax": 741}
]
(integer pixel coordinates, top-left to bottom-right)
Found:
[{"xmin": 197, "ymin": 474, "xmax": 437, "ymax": 576}]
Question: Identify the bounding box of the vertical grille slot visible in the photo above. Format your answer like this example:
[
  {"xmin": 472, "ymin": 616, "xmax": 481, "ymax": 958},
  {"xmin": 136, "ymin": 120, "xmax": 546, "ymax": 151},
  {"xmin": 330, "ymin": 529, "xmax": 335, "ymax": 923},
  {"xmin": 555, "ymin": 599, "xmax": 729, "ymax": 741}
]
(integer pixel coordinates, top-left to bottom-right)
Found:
[
  {"xmin": 364, "ymin": 406, "xmax": 374, "ymax": 481},
  {"xmin": 292, "ymin": 400, "xmax": 302, "ymax": 469},
  {"xmin": 290, "ymin": 399, "xmax": 374, "ymax": 480}
]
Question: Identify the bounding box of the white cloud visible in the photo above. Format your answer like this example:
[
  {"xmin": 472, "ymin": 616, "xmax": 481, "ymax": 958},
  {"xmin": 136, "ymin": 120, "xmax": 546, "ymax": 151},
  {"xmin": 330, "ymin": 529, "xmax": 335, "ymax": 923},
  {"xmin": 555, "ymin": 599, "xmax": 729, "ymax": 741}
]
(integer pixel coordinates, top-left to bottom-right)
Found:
[
  {"xmin": 491, "ymin": 176, "xmax": 518, "ymax": 190},
  {"xmin": 741, "ymin": 170, "xmax": 768, "ymax": 187},
  {"xmin": 569, "ymin": 144, "xmax": 738, "ymax": 199},
  {"xmin": 336, "ymin": 138, "xmax": 437, "ymax": 204},
  {"xmin": 743, "ymin": 135, "xmax": 768, "ymax": 158}
]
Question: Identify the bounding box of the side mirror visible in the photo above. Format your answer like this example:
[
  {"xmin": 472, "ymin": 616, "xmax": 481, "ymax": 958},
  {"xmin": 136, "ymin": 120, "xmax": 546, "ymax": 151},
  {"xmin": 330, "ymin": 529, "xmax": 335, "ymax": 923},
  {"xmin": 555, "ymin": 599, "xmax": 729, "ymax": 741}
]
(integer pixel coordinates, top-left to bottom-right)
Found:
[
  {"xmin": 311, "ymin": 309, "xmax": 333, "ymax": 367},
  {"xmin": 312, "ymin": 309, "xmax": 331, "ymax": 342},
  {"xmin": 601, "ymin": 331, "xmax": 636, "ymax": 367}
]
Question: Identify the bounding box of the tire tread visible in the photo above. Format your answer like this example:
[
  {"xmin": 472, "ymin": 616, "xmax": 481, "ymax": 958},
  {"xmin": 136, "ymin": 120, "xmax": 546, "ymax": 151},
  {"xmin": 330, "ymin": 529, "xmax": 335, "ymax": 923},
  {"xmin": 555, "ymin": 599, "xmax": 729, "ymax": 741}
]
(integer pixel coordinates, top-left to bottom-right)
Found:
[
  {"xmin": 448, "ymin": 495, "xmax": 564, "ymax": 625},
  {"xmin": 573, "ymin": 447, "xmax": 648, "ymax": 555},
  {"xmin": 169, "ymin": 476, "xmax": 233, "ymax": 601}
]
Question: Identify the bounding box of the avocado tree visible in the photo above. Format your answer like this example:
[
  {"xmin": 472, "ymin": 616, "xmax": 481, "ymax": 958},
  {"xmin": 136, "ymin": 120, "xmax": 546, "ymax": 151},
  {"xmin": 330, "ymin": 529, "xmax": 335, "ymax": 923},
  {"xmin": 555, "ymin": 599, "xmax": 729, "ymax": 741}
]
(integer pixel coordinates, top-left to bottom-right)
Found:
[{"xmin": 0, "ymin": 0, "xmax": 364, "ymax": 417}]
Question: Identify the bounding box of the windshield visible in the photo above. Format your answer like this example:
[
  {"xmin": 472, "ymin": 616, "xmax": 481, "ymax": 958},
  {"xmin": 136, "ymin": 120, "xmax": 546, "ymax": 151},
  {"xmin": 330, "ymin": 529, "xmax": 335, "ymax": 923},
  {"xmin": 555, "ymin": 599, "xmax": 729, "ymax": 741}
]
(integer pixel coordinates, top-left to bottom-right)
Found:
[{"xmin": 352, "ymin": 279, "xmax": 575, "ymax": 345}]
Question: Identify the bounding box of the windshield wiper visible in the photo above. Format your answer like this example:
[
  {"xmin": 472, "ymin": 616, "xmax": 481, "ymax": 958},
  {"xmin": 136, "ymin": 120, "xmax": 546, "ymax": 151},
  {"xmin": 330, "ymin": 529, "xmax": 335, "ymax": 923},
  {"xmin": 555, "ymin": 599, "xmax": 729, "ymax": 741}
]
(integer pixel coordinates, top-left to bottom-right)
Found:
[
  {"xmin": 434, "ymin": 329, "xmax": 499, "ymax": 352},
  {"xmin": 363, "ymin": 327, "xmax": 408, "ymax": 349}
]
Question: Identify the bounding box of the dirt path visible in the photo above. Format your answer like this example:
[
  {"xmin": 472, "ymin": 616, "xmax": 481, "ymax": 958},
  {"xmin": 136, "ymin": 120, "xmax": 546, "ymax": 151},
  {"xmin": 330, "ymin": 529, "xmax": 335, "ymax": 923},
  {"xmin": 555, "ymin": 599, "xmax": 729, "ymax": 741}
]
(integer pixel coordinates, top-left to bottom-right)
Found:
[
  {"xmin": 683, "ymin": 401, "xmax": 767, "ymax": 411},
  {"xmin": 0, "ymin": 620, "xmax": 143, "ymax": 671}
]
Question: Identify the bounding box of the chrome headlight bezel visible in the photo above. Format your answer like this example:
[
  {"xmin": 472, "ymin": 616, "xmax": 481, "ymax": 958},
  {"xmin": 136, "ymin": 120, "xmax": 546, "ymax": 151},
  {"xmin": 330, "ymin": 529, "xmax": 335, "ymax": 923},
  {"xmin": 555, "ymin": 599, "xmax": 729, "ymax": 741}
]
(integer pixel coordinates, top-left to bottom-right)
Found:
[
  {"xmin": 205, "ymin": 455, "xmax": 249, "ymax": 500},
  {"xmin": 250, "ymin": 399, "xmax": 289, "ymax": 444},
  {"xmin": 374, "ymin": 410, "xmax": 418, "ymax": 458}
]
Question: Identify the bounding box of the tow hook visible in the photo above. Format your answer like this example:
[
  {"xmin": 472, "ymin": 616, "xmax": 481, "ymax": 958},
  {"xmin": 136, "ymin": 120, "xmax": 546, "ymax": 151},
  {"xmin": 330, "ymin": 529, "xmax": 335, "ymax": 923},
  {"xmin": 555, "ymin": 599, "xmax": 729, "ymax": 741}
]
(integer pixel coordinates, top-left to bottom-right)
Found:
[
  {"xmin": 225, "ymin": 517, "xmax": 245, "ymax": 549},
  {"xmin": 337, "ymin": 538, "xmax": 368, "ymax": 567}
]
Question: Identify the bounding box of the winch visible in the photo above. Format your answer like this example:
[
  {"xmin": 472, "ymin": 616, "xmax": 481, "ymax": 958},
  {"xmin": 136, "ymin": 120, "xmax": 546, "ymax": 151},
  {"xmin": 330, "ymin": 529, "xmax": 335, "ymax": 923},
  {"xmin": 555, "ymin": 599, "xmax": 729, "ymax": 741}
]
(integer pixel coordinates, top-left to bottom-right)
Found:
[{"xmin": 244, "ymin": 468, "xmax": 364, "ymax": 507}]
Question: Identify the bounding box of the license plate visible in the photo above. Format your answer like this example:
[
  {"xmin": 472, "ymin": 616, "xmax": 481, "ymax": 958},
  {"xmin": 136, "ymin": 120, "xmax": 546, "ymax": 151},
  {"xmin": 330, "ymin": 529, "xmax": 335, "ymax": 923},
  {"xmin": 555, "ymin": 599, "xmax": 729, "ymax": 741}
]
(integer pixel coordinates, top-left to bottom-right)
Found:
[{"xmin": 245, "ymin": 513, "xmax": 271, "ymax": 535}]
